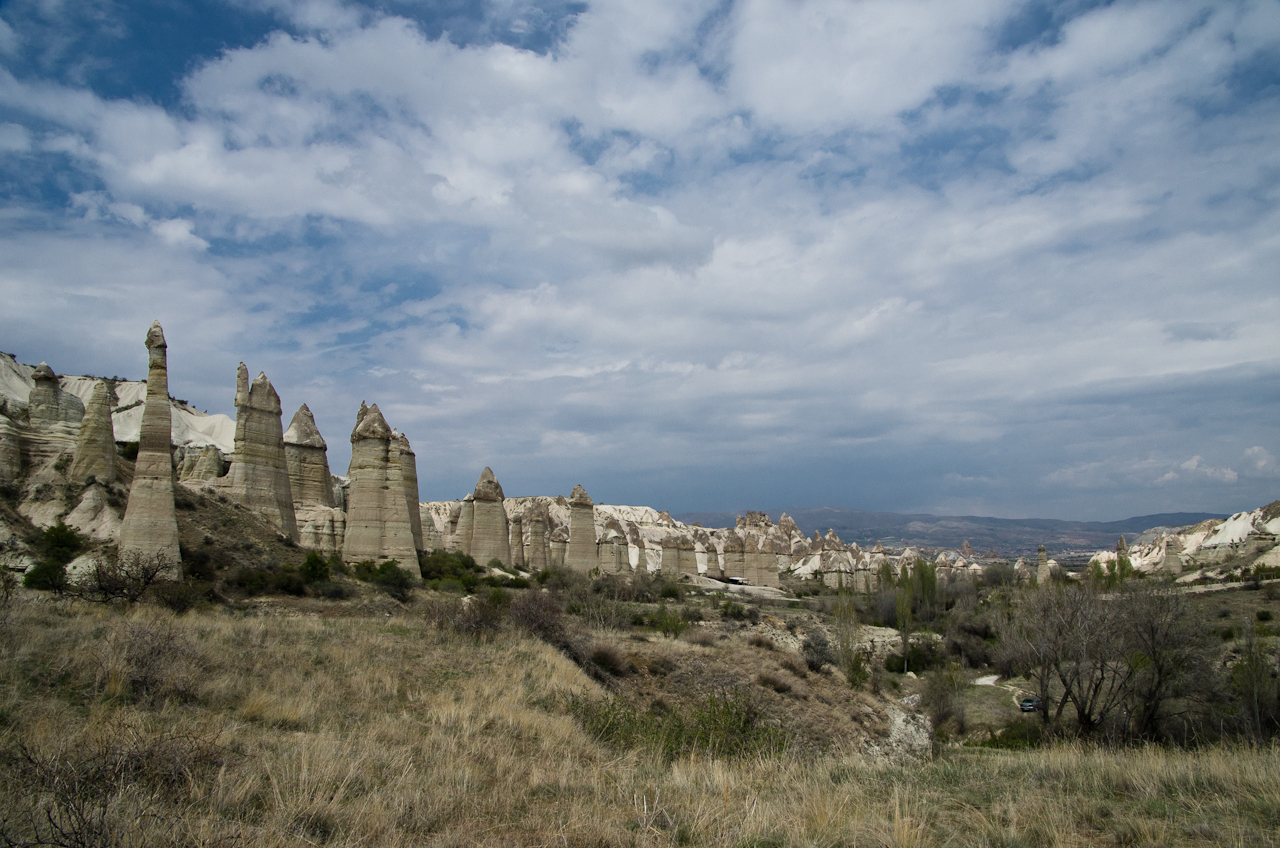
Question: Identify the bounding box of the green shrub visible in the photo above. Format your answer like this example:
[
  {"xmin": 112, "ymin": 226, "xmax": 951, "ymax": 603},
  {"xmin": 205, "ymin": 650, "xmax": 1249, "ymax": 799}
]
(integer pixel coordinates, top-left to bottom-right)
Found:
[
  {"xmin": 270, "ymin": 567, "xmax": 307, "ymax": 596},
  {"xmin": 310, "ymin": 580, "xmax": 352, "ymax": 600},
  {"xmin": 802, "ymin": 631, "xmax": 836, "ymax": 671},
  {"xmin": 361, "ymin": 560, "xmax": 413, "ymax": 601},
  {"xmin": 230, "ymin": 568, "xmax": 269, "ymax": 596},
  {"xmin": 180, "ymin": 548, "xmax": 216, "ymax": 581},
  {"xmin": 419, "ymin": 549, "xmax": 481, "ymax": 587},
  {"xmin": 40, "ymin": 522, "xmax": 83, "ymax": 565},
  {"xmin": 659, "ymin": 581, "xmax": 682, "ymax": 600},
  {"xmin": 884, "ymin": 641, "xmax": 940, "ymax": 674},
  {"xmin": 1256, "ymin": 609, "xmax": 1274, "ymax": 622},
  {"xmin": 649, "ymin": 603, "xmax": 687, "ymax": 638},
  {"xmin": 23, "ymin": 558, "xmax": 67, "ymax": 592},
  {"xmin": 300, "ymin": 551, "xmax": 330, "ymax": 584}
]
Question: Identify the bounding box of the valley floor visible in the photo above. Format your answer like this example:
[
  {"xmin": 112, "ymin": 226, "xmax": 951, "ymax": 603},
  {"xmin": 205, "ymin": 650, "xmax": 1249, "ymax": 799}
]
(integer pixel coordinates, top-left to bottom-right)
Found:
[{"xmin": 1, "ymin": 595, "xmax": 1278, "ymax": 848}]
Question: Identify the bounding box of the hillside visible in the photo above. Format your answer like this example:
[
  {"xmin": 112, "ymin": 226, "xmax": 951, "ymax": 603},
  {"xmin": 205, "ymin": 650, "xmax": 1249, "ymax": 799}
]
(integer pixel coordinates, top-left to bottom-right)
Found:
[{"xmin": 676, "ymin": 507, "xmax": 1228, "ymax": 555}]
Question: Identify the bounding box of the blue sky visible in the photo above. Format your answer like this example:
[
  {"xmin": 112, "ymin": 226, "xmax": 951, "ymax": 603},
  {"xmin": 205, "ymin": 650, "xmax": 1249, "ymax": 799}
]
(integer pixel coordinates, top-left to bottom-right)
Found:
[{"xmin": 1, "ymin": 0, "xmax": 1277, "ymax": 521}]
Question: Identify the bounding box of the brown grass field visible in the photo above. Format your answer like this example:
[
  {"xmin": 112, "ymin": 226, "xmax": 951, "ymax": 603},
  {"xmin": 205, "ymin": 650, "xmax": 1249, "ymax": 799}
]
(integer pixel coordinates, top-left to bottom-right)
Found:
[{"xmin": 1, "ymin": 593, "xmax": 1278, "ymax": 848}]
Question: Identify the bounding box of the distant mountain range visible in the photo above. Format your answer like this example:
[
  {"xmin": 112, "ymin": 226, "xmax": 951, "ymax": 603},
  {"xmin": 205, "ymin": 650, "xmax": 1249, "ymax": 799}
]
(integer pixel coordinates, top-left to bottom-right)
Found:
[{"xmin": 672, "ymin": 507, "xmax": 1228, "ymax": 556}]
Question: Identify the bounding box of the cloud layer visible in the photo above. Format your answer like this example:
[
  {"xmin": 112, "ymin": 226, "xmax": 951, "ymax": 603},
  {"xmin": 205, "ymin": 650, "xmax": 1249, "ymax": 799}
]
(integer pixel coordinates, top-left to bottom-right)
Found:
[{"xmin": 1, "ymin": 0, "xmax": 1277, "ymax": 519}]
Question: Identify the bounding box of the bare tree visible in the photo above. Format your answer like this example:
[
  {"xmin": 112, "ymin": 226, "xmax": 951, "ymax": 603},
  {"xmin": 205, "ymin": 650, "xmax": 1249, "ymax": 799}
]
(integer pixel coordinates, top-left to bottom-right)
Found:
[
  {"xmin": 1118, "ymin": 582, "xmax": 1215, "ymax": 740},
  {"xmin": 66, "ymin": 552, "xmax": 175, "ymax": 604}
]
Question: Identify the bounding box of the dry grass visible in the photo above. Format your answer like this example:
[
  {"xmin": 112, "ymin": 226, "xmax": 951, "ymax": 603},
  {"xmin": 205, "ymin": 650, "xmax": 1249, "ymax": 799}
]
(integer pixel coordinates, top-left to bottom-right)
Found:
[{"xmin": 1, "ymin": 595, "xmax": 1279, "ymax": 847}]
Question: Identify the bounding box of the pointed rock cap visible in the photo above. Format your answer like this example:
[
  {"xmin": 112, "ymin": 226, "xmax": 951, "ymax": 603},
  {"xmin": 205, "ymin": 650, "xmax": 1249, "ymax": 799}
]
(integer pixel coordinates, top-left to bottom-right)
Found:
[
  {"xmin": 247, "ymin": 372, "xmax": 282, "ymax": 414},
  {"xmin": 284, "ymin": 404, "xmax": 327, "ymax": 449},
  {"xmin": 235, "ymin": 363, "xmax": 250, "ymax": 407},
  {"xmin": 473, "ymin": 467, "xmax": 504, "ymax": 501},
  {"xmin": 32, "ymin": 362, "xmax": 57, "ymax": 382},
  {"xmin": 1116, "ymin": 536, "xmax": 1128, "ymax": 553},
  {"xmin": 351, "ymin": 403, "xmax": 391, "ymax": 442},
  {"xmin": 569, "ymin": 484, "xmax": 593, "ymax": 507},
  {"xmin": 395, "ymin": 432, "xmax": 414, "ymax": 455},
  {"xmin": 657, "ymin": 510, "xmax": 675, "ymax": 525},
  {"xmin": 145, "ymin": 321, "xmax": 166, "ymax": 349}
]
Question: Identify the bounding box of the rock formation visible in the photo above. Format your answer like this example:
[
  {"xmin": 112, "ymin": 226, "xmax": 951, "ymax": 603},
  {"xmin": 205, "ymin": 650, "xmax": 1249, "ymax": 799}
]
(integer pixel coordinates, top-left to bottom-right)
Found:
[
  {"xmin": 565, "ymin": 484, "xmax": 596, "ymax": 573},
  {"xmin": 508, "ymin": 513, "xmax": 525, "ymax": 569},
  {"xmin": 469, "ymin": 467, "xmax": 511, "ymax": 567},
  {"xmin": 226, "ymin": 365, "xmax": 298, "ymax": 540},
  {"xmin": 455, "ymin": 495, "xmax": 475, "ymax": 556},
  {"xmin": 395, "ymin": 434, "xmax": 423, "ymax": 552},
  {"xmin": 283, "ymin": 404, "xmax": 334, "ymax": 509},
  {"xmin": 526, "ymin": 502, "xmax": 549, "ymax": 572},
  {"xmin": 0, "ymin": 413, "xmax": 19, "ymax": 485},
  {"xmin": 69, "ymin": 380, "xmax": 116, "ymax": 485},
  {"xmin": 342, "ymin": 403, "xmax": 418, "ymax": 571},
  {"xmin": 27, "ymin": 362, "xmax": 84, "ymax": 426},
  {"xmin": 1037, "ymin": 545, "xmax": 1050, "ymax": 584},
  {"xmin": 117, "ymin": 322, "xmax": 181, "ymax": 570}
]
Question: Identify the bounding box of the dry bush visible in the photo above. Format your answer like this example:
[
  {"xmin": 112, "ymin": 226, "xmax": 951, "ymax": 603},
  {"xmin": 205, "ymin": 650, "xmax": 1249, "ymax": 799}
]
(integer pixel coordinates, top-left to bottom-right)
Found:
[
  {"xmin": 94, "ymin": 616, "xmax": 208, "ymax": 705},
  {"xmin": 747, "ymin": 633, "xmax": 775, "ymax": 650},
  {"xmin": 508, "ymin": 588, "xmax": 564, "ymax": 643},
  {"xmin": 757, "ymin": 671, "xmax": 792, "ymax": 694},
  {"xmin": 779, "ymin": 652, "xmax": 809, "ymax": 679},
  {"xmin": 681, "ymin": 627, "xmax": 717, "ymax": 647}
]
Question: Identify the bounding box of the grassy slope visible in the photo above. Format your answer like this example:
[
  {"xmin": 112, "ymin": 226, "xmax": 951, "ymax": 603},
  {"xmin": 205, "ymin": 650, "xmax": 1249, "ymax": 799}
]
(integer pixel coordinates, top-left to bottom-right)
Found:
[{"xmin": 2, "ymin": 596, "xmax": 1279, "ymax": 848}]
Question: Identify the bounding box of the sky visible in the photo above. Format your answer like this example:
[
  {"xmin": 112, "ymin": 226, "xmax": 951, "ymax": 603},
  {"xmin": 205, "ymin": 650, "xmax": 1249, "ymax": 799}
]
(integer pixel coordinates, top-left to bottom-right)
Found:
[{"xmin": 0, "ymin": 0, "xmax": 1277, "ymax": 521}]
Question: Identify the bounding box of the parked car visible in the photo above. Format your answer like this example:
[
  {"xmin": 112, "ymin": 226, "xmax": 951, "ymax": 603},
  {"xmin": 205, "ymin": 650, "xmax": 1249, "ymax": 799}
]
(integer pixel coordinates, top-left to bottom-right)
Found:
[{"xmin": 1020, "ymin": 696, "xmax": 1043, "ymax": 712}]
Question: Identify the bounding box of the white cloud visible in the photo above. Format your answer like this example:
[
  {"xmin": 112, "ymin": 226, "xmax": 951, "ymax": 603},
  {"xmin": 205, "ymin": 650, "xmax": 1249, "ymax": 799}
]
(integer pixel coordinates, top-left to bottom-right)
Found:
[{"xmin": 0, "ymin": 0, "xmax": 1277, "ymax": 516}]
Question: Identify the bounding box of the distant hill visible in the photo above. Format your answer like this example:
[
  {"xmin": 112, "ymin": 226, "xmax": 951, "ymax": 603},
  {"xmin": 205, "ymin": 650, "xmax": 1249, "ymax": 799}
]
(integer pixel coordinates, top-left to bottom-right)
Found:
[{"xmin": 672, "ymin": 507, "xmax": 1228, "ymax": 556}]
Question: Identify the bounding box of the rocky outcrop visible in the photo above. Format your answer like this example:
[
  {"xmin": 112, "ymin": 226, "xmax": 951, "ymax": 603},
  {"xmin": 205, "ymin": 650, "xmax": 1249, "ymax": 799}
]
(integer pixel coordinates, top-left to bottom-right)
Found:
[
  {"xmin": 0, "ymin": 411, "xmax": 21, "ymax": 486},
  {"xmin": 28, "ymin": 363, "xmax": 84, "ymax": 426},
  {"xmin": 456, "ymin": 495, "xmax": 475, "ymax": 556},
  {"xmin": 226, "ymin": 365, "xmax": 298, "ymax": 540},
  {"xmin": 565, "ymin": 484, "xmax": 596, "ymax": 573},
  {"xmin": 526, "ymin": 502, "xmax": 549, "ymax": 572},
  {"xmin": 509, "ymin": 513, "xmax": 525, "ymax": 569},
  {"xmin": 341, "ymin": 403, "xmax": 417, "ymax": 571},
  {"xmin": 117, "ymin": 322, "xmax": 181, "ymax": 570},
  {"xmin": 283, "ymin": 404, "xmax": 334, "ymax": 509},
  {"xmin": 469, "ymin": 468, "xmax": 511, "ymax": 567},
  {"xmin": 395, "ymin": 434, "xmax": 423, "ymax": 552},
  {"xmin": 1036, "ymin": 545, "xmax": 1050, "ymax": 584},
  {"xmin": 188, "ymin": 446, "xmax": 225, "ymax": 481},
  {"xmin": 69, "ymin": 380, "xmax": 116, "ymax": 485}
]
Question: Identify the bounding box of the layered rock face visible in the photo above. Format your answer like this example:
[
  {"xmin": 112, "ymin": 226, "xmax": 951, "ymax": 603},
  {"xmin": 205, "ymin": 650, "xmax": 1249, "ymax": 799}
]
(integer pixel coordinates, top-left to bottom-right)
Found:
[
  {"xmin": 283, "ymin": 404, "xmax": 334, "ymax": 509},
  {"xmin": 283, "ymin": 403, "xmax": 348, "ymax": 555},
  {"xmin": 70, "ymin": 380, "xmax": 117, "ymax": 485},
  {"xmin": 467, "ymin": 467, "xmax": 511, "ymax": 567},
  {"xmin": 525, "ymin": 503, "xmax": 549, "ymax": 572},
  {"xmin": 0, "ymin": 414, "xmax": 19, "ymax": 485},
  {"xmin": 508, "ymin": 513, "xmax": 525, "ymax": 569},
  {"xmin": 456, "ymin": 496, "xmax": 475, "ymax": 556},
  {"xmin": 342, "ymin": 403, "xmax": 418, "ymax": 571},
  {"xmin": 565, "ymin": 484, "xmax": 597, "ymax": 573},
  {"xmin": 28, "ymin": 363, "xmax": 84, "ymax": 426},
  {"xmin": 226, "ymin": 365, "xmax": 298, "ymax": 541},
  {"xmin": 396, "ymin": 434, "xmax": 424, "ymax": 552},
  {"xmin": 117, "ymin": 322, "xmax": 181, "ymax": 569}
]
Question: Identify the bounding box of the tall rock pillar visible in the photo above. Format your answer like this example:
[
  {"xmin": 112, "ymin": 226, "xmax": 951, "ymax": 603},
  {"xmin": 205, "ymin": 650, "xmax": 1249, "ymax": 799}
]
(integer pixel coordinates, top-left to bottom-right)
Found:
[
  {"xmin": 342, "ymin": 403, "xmax": 418, "ymax": 571},
  {"xmin": 227, "ymin": 365, "xmax": 298, "ymax": 540},
  {"xmin": 70, "ymin": 380, "xmax": 117, "ymax": 484},
  {"xmin": 526, "ymin": 503, "xmax": 549, "ymax": 572},
  {"xmin": 1037, "ymin": 545, "xmax": 1051, "ymax": 584},
  {"xmin": 283, "ymin": 404, "xmax": 334, "ymax": 509},
  {"xmin": 469, "ymin": 467, "xmax": 510, "ymax": 567},
  {"xmin": 118, "ymin": 322, "xmax": 180, "ymax": 569},
  {"xmin": 565, "ymin": 484, "xmax": 597, "ymax": 573},
  {"xmin": 395, "ymin": 433, "xmax": 423, "ymax": 552}
]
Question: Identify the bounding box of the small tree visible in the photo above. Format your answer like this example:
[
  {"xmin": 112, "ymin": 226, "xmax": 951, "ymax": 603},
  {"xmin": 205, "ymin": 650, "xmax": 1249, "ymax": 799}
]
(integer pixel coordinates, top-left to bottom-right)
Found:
[
  {"xmin": 66, "ymin": 552, "xmax": 174, "ymax": 604},
  {"xmin": 300, "ymin": 551, "xmax": 330, "ymax": 584}
]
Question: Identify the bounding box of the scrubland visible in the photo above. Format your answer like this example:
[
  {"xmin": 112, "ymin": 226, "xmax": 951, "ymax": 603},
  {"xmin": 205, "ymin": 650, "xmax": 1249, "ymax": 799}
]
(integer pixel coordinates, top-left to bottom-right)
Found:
[{"xmin": 2, "ymin": 591, "xmax": 1279, "ymax": 848}]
